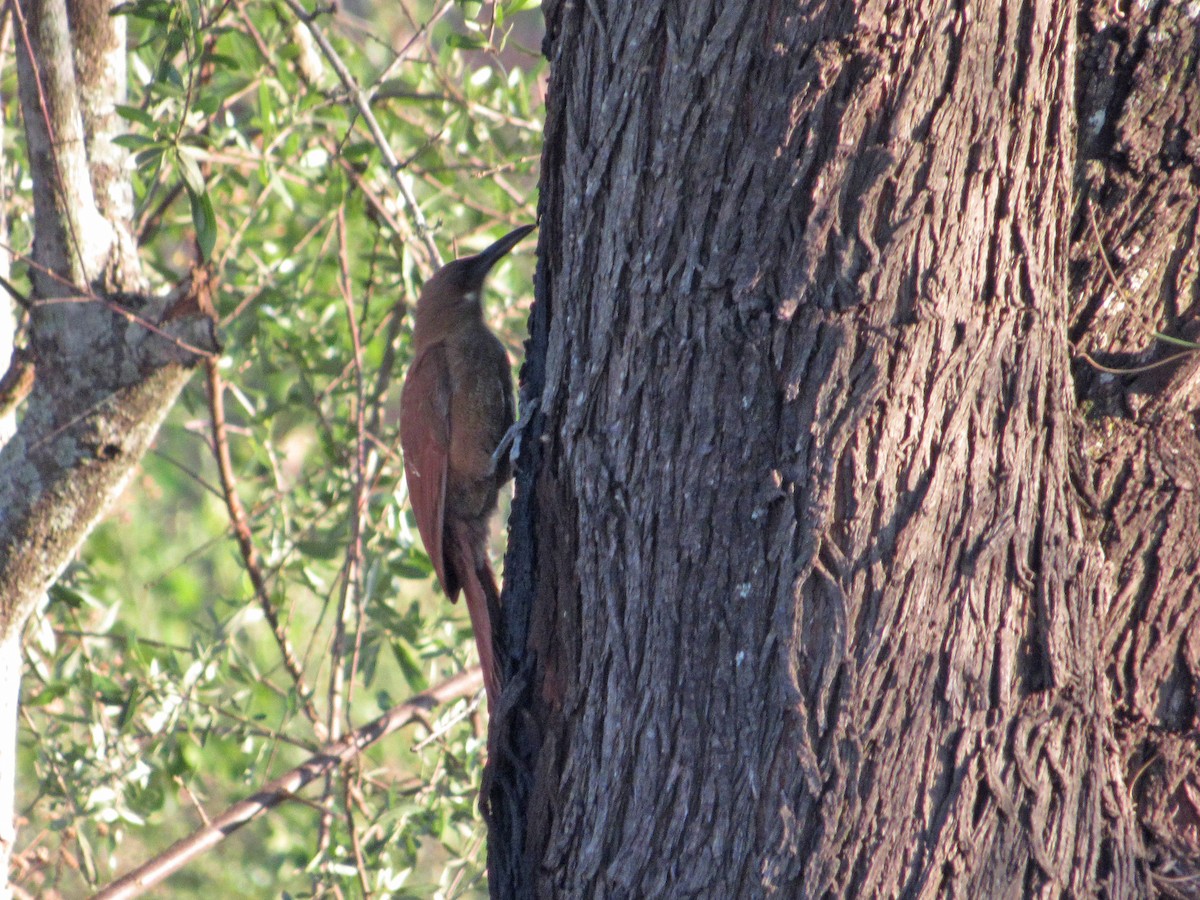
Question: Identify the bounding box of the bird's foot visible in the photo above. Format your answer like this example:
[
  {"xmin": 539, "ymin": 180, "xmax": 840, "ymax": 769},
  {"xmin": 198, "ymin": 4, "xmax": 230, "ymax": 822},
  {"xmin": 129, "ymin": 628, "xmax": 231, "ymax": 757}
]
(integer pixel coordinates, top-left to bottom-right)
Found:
[{"xmin": 490, "ymin": 398, "xmax": 540, "ymax": 474}]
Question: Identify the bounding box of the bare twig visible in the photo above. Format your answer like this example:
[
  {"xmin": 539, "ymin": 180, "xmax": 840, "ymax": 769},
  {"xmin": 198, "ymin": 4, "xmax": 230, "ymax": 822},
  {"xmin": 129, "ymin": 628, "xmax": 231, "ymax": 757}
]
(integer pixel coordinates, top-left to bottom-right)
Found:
[
  {"xmin": 376, "ymin": 0, "xmax": 454, "ymax": 74},
  {"xmin": 446, "ymin": 830, "xmax": 485, "ymax": 898},
  {"xmin": 342, "ymin": 777, "xmax": 371, "ymax": 897},
  {"xmin": 317, "ymin": 208, "xmax": 370, "ymax": 858},
  {"xmin": 89, "ymin": 668, "xmax": 484, "ymax": 900},
  {"xmin": 1075, "ymin": 347, "xmax": 1197, "ymax": 377},
  {"xmin": 1087, "ymin": 199, "xmax": 1130, "ymax": 310},
  {"xmin": 173, "ymin": 777, "xmax": 211, "ymax": 828},
  {"xmin": 280, "ymin": 0, "xmax": 442, "ymax": 268},
  {"xmin": 335, "ymin": 208, "xmax": 370, "ymax": 725},
  {"xmin": 1076, "ymin": 199, "xmax": 1200, "ymax": 377},
  {"xmin": 204, "ymin": 358, "xmax": 326, "ymax": 738}
]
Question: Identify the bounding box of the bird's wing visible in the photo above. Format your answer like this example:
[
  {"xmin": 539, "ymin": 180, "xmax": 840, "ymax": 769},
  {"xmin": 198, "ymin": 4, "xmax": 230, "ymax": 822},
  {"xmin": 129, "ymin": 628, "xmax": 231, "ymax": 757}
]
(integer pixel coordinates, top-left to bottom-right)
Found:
[{"xmin": 400, "ymin": 343, "xmax": 457, "ymax": 601}]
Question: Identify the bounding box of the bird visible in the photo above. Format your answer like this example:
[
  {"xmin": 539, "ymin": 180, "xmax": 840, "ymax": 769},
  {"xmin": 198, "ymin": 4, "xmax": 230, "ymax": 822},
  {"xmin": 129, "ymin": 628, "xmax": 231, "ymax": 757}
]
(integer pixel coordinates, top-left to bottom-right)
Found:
[{"xmin": 399, "ymin": 224, "xmax": 535, "ymax": 710}]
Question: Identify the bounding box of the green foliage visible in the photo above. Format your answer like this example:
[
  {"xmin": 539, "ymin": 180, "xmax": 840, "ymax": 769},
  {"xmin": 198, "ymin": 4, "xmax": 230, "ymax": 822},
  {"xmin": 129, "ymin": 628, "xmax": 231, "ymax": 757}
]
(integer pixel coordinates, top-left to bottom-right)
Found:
[{"xmin": 13, "ymin": 0, "xmax": 542, "ymax": 895}]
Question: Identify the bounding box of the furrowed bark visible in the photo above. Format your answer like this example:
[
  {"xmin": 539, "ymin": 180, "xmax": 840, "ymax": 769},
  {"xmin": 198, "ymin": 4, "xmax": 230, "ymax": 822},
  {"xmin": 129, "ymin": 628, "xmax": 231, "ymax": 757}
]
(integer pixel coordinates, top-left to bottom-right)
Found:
[
  {"xmin": 492, "ymin": 1, "xmax": 1155, "ymax": 895},
  {"xmin": 1074, "ymin": 3, "xmax": 1200, "ymax": 891}
]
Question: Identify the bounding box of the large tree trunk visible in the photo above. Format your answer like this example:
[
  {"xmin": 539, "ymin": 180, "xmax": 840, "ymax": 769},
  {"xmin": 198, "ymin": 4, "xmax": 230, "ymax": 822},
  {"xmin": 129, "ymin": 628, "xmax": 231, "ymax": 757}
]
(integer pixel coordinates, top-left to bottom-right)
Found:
[{"xmin": 489, "ymin": 0, "xmax": 1197, "ymax": 895}]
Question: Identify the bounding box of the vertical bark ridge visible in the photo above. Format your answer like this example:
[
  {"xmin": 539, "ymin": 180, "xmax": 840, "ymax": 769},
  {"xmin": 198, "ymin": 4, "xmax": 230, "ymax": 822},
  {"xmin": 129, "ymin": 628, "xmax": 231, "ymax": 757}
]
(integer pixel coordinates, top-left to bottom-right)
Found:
[{"xmin": 497, "ymin": 1, "xmax": 1149, "ymax": 895}]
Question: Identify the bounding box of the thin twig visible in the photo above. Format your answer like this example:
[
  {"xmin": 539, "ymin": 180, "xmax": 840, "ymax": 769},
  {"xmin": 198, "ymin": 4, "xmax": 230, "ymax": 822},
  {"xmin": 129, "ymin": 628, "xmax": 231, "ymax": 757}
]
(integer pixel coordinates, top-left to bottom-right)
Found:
[
  {"xmin": 0, "ymin": 244, "xmax": 218, "ymax": 360},
  {"xmin": 280, "ymin": 0, "xmax": 442, "ymax": 268},
  {"xmin": 377, "ymin": 0, "xmax": 455, "ymax": 76},
  {"xmin": 1087, "ymin": 198, "xmax": 1130, "ymax": 310},
  {"xmin": 173, "ymin": 777, "xmax": 211, "ymax": 828},
  {"xmin": 412, "ymin": 692, "xmax": 484, "ymax": 751},
  {"xmin": 446, "ymin": 830, "xmax": 486, "ymax": 899},
  {"xmin": 342, "ymin": 776, "xmax": 372, "ymax": 898},
  {"xmin": 336, "ymin": 207, "xmax": 371, "ymax": 725},
  {"xmin": 89, "ymin": 668, "xmax": 483, "ymax": 900},
  {"xmin": 204, "ymin": 358, "xmax": 326, "ymax": 738},
  {"xmin": 1076, "ymin": 199, "xmax": 1200, "ymax": 377},
  {"xmin": 316, "ymin": 209, "xmax": 369, "ymax": 858},
  {"xmin": 1075, "ymin": 347, "xmax": 1197, "ymax": 377},
  {"xmin": 0, "ymin": 270, "xmax": 30, "ymax": 309}
]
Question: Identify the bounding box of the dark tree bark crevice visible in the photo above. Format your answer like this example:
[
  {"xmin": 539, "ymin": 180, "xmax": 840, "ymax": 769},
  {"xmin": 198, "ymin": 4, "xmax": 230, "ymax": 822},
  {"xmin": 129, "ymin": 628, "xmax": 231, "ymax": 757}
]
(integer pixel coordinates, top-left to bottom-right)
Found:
[
  {"xmin": 490, "ymin": 0, "xmax": 1199, "ymax": 896},
  {"xmin": 1074, "ymin": 2, "xmax": 1200, "ymax": 889}
]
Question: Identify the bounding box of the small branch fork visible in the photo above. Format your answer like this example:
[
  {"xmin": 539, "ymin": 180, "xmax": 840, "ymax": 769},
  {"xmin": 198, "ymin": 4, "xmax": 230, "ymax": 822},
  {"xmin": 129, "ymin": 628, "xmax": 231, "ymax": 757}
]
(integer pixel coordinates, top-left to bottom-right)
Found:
[{"xmin": 89, "ymin": 668, "xmax": 483, "ymax": 900}]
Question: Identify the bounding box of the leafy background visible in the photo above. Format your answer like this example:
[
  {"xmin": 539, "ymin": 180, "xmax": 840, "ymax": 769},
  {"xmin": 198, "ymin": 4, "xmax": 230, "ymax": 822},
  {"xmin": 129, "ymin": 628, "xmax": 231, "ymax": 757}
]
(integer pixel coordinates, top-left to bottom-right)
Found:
[{"xmin": 9, "ymin": 0, "xmax": 543, "ymax": 896}]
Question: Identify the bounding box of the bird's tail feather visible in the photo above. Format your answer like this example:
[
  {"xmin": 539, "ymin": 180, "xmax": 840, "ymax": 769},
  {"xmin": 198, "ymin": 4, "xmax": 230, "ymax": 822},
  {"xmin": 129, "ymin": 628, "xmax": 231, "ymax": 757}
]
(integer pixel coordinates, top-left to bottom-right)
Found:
[{"xmin": 453, "ymin": 528, "xmax": 502, "ymax": 709}]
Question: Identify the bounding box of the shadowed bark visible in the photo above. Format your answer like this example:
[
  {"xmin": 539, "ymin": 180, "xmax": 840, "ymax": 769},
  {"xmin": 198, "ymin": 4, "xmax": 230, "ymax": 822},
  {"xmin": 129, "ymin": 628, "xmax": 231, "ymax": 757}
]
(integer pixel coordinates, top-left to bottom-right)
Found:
[
  {"xmin": 490, "ymin": 0, "xmax": 1198, "ymax": 895},
  {"xmin": 1074, "ymin": 2, "xmax": 1200, "ymax": 892}
]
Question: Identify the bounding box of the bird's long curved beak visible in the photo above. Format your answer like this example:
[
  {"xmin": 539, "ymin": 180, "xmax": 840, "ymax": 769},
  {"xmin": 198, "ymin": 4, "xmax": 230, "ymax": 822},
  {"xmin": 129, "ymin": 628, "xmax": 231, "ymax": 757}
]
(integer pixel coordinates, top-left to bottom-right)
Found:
[{"xmin": 466, "ymin": 224, "xmax": 536, "ymax": 281}]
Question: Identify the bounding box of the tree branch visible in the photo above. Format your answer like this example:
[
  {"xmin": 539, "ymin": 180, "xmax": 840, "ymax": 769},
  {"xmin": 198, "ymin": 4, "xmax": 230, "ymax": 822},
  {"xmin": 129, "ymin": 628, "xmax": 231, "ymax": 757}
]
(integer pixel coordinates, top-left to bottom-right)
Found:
[
  {"xmin": 279, "ymin": 0, "xmax": 442, "ymax": 268},
  {"xmin": 12, "ymin": 0, "xmax": 112, "ymax": 293},
  {"xmin": 66, "ymin": 0, "xmax": 140, "ymax": 287},
  {"xmin": 90, "ymin": 667, "xmax": 484, "ymax": 900},
  {"xmin": 204, "ymin": 358, "xmax": 326, "ymax": 737},
  {"xmin": 0, "ymin": 0, "xmax": 223, "ymax": 644}
]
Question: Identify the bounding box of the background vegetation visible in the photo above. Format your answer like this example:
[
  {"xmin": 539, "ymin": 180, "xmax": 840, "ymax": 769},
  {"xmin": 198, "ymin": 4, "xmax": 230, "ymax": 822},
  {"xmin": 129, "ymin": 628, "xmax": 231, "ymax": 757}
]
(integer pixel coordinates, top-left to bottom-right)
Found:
[{"xmin": 7, "ymin": 0, "xmax": 543, "ymax": 895}]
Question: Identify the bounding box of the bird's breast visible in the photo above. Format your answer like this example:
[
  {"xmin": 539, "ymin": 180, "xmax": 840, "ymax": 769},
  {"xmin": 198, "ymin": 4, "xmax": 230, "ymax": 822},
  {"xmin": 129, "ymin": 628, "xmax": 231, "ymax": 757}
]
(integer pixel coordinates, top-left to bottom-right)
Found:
[{"xmin": 442, "ymin": 327, "xmax": 514, "ymax": 521}]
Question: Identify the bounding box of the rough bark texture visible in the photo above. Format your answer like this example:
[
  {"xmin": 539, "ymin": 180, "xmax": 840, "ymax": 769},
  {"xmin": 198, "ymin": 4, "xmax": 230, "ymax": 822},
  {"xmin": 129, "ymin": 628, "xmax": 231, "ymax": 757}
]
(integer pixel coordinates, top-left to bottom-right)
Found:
[
  {"xmin": 0, "ymin": 0, "xmax": 215, "ymax": 643},
  {"xmin": 489, "ymin": 0, "xmax": 1200, "ymax": 896},
  {"xmin": 1074, "ymin": 2, "xmax": 1200, "ymax": 892}
]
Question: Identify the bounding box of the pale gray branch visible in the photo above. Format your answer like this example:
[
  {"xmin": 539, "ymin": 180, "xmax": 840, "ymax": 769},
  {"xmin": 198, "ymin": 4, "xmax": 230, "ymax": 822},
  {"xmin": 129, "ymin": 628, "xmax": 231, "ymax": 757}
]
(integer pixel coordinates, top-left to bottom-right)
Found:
[
  {"xmin": 13, "ymin": 0, "xmax": 112, "ymax": 294},
  {"xmin": 0, "ymin": 0, "xmax": 212, "ymax": 644},
  {"xmin": 67, "ymin": 0, "xmax": 141, "ymax": 288}
]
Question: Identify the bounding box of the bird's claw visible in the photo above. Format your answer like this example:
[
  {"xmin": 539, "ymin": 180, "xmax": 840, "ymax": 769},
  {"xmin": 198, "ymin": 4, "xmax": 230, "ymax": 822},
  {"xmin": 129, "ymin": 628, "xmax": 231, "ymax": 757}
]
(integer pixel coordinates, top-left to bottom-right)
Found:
[{"xmin": 490, "ymin": 398, "xmax": 540, "ymax": 474}]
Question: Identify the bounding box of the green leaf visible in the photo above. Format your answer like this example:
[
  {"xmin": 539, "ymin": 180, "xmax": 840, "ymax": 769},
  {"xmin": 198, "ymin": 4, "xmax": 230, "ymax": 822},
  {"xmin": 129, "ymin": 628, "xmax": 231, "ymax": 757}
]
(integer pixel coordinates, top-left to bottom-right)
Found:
[
  {"xmin": 296, "ymin": 537, "xmax": 342, "ymax": 560},
  {"xmin": 115, "ymin": 104, "xmax": 158, "ymax": 128},
  {"xmin": 176, "ymin": 147, "xmax": 206, "ymax": 195},
  {"xmin": 116, "ymin": 684, "xmax": 141, "ymax": 731},
  {"xmin": 186, "ymin": 185, "xmax": 217, "ymax": 260},
  {"xmin": 258, "ymin": 79, "xmax": 275, "ymax": 140},
  {"xmin": 113, "ymin": 133, "xmax": 159, "ymax": 151},
  {"xmin": 392, "ymin": 548, "xmax": 433, "ymax": 580},
  {"xmin": 26, "ymin": 682, "xmax": 71, "ymax": 707},
  {"xmin": 48, "ymin": 583, "xmax": 86, "ymax": 608},
  {"xmin": 89, "ymin": 673, "xmax": 126, "ymax": 706},
  {"xmin": 390, "ymin": 638, "xmax": 427, "ymax": 690},
  {"xmin": 445, "ymin": 32, "xmax": 485, "ymax": 50},
  {"xmin": 133, "ymin": 145, "xmax": 164, "ymax": 174},
  {"xmin": 115, "ymin": 0, "xmax": 173, "ymax": 22}
]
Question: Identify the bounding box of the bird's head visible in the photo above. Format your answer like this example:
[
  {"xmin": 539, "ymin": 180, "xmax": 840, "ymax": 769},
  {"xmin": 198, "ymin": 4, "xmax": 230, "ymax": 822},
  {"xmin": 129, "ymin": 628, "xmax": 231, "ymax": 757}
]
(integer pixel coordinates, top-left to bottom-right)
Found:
[{"xmin": 415, "ymin": 225, "xmax": 536, "ymax": 327}]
